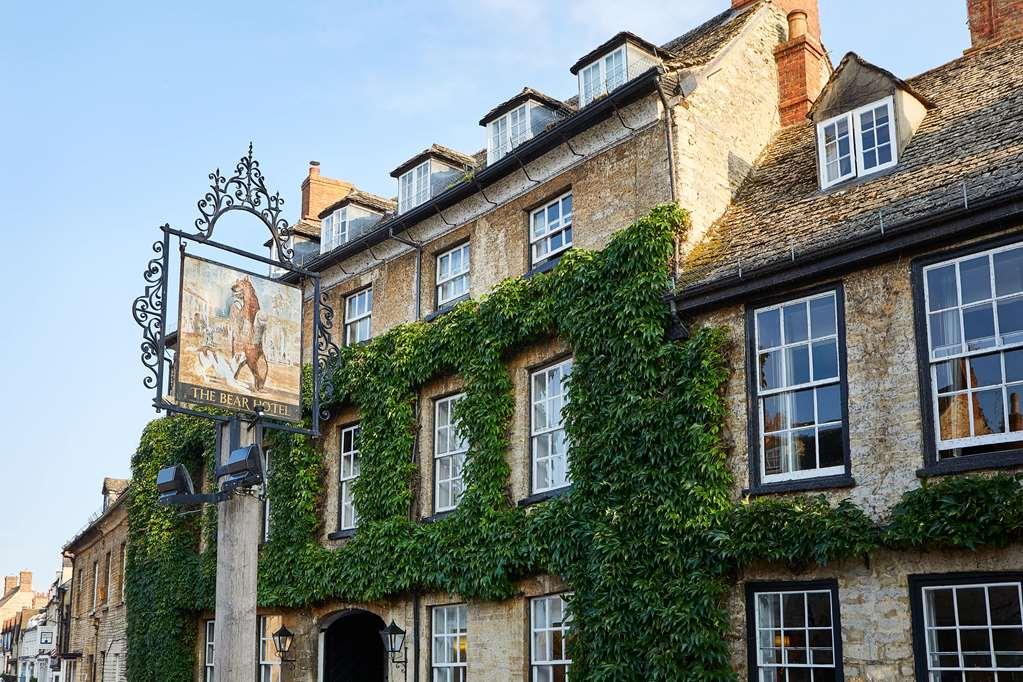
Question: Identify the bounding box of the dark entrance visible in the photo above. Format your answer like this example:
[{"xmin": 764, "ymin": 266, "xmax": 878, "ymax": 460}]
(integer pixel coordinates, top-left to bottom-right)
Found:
[{"xmin": 322, "ymin": 610, "xmax": 388, "ymax": 682}]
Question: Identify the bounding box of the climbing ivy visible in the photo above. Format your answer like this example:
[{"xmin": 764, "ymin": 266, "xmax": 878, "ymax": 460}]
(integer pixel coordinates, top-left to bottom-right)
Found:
[{"xmin": 126, "ymin": 203, "xmax": 1023, "ymax": 682}]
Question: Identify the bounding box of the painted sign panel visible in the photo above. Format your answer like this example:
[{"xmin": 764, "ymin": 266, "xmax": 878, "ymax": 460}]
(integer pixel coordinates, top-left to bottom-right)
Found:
[{"xmin": 175, "ymin": 254, "xmax": 303, "ymax": 421}]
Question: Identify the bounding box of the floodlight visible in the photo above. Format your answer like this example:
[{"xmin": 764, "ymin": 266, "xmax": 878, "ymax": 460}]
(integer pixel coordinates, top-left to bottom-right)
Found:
[
  {"xmin": 156, "ymin": 464, "xmax": 196, "ymax": 505},
  {"xmin": 220, "ymin": 443, "xmax": 266, "ymax": 492}
]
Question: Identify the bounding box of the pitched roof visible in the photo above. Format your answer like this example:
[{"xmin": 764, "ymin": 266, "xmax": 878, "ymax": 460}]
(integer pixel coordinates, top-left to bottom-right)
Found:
[
  {"xmin": 478, "ymin": 87, "xmax": 574, "ymax": 126},
  {"xmin": 390, "ymin": 144, "xmax": 478, "ymax": 178},
  {"xmin": 809, "ymin": 52, "xmax": 935, "ymax": 118},
  {"xmin": 680, "ymin": 39, "xmax": 1023, "ymax": 292},
  {"xmin": 661, "ymin": 2, "xmax": 760, "ymax": 68},
  {"xmin": 570, "ymin": 31, "xmax": 669, "ymax": 75},
  {"xmin": 318, "ymin": 189, "xmax": 397, "ymax": 218}
]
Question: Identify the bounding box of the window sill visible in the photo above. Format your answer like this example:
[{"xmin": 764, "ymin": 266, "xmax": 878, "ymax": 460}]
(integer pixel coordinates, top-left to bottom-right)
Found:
[
  {"xmin": 517, "ymin": 486, "xmax": 572, "ymax": 507},
  {"xmin": 524, "ymin": 255, "xmax": 564, "ymax": 279},
  {"xmin": 743, "ymin": 474, "xmax": 856, "ymax": 497},
  {"xmin": 327, "ymin": 528, "xmax": 357, "ymax": 541},
  {"xmin": 918, "ymin": 449, "xmax": 1023, "ymax": 478},
  {"xmin": 424, "ymin": 296, "xmax": 470, "ymax": 322},
  {"xmin": 421, "ymin": 510, "xmax": 456, "ymax": 524}
]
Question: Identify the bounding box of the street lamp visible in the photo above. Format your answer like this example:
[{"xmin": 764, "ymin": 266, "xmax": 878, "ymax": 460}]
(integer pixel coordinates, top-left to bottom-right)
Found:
[
  {"xmin": 380, "ymin": 620, "xmax": 407, "ymax": 672},
  {"xmin": 271, "ymin": 625, "xmax": 295, "ymax": 666}
]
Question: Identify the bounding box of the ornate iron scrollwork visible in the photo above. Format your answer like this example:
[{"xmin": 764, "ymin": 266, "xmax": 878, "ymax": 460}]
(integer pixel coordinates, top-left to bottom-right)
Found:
[
  {"xmin": 194, "ymin": 143, "xmax": 294, "ymax": 263},
  {"xmin": 316, "ymin": 289, "xmax": 341, "ymax": 422},
  {"xmin": 131, "ymin": 238, "xmax": 167, "ymax": 390}
]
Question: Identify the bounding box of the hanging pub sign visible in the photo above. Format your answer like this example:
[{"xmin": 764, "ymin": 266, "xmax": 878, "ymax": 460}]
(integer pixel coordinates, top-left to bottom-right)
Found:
[
  {"xmin": 133, "ymin": 145, "xmax": 337, "ymax": 437},
  {"xmin": 175, "ymin": 254, "xmax": 304, "ymax": 421}
]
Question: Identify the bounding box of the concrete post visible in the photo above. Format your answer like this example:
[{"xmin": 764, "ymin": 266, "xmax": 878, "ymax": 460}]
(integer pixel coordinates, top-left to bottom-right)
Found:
[{"xmin": 214, "ymin": 419, "xmax": 262, "ymax": 682}]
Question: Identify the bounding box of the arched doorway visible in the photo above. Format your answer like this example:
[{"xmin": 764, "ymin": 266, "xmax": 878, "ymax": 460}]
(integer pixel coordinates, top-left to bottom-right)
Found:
[{"xmin": 320, "ymin": 610, "xmax": 388, "ymax": 682}]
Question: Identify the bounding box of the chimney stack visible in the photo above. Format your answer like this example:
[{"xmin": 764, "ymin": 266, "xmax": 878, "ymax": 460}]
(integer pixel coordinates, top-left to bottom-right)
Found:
[
  {"xmin": 774, "ymin": 5, "xmax": 829, "ymax": 126},
  {"xmin": 3, "ymin": 576, "xmax": 16, "ymax": 596},
  {"xmin": 732, "ymin": 0, "xmax": 822, "ymax": 42},
  {"xmin": 18, "ymin": 571, "xmax": 32, "ymax": 591},
  {"xmin": 967, "ymin": 0, "xmax": 1023, "ymax": 51},
  {"xmin": 300, "ymin": 161, "xmax": 353, "ymax": 224}
]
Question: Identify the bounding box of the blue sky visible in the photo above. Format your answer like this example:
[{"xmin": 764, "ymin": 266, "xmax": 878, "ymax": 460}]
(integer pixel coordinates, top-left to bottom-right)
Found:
[{"xmin": 0, "ymin": 0, "xmax": 969, "ymax": 586}]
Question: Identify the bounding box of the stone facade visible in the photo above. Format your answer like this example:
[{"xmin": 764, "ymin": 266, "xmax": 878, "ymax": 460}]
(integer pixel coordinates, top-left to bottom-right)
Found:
[
  {"xmin": 189, "ymin": 1, "xmax": 1023, "ymax": 680},
  {"xmin": 64, "ymin": 483, "xmax": 129, "ymax": 682}
]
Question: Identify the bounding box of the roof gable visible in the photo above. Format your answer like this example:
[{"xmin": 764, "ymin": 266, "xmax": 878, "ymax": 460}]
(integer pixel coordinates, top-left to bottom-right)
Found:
[{"xmin": 810, "ymin": 52, "xmax": 934, "ymax": 123}]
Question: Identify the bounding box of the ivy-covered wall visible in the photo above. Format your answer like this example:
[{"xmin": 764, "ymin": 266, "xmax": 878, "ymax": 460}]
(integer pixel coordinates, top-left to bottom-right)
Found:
[{"xmin": 125, "ymin": 204, "xmax": 1023, "ymax": 682}]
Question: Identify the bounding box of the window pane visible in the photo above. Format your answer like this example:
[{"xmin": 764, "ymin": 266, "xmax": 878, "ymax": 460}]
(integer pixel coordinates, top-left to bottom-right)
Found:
[
  {"xmin": 970, "ymin": 353, "xmax": 1003, "ymax": 388},
  {"xmin": 785, "ymin": 346, "xmax": 811, "ymax": 386},
  {"xmin": 998, "ymin": 296, "xmax": 1023, "ymax": 345},
  {"xmin": 990, "ymin": 586, "xmax": 1023, "ymax": 625},
  {"xmin": 995, "ymin": 248, "xmax": 1023, "ymax": 296},
  {"xmin": 972, "ymin": 389, "xmax": 1005, "ymax": 434},
  {"xmin": 763, "ymin": 394, "xmax": 787, "ymax": 432},
  {"xmin": 783, "ymin": 303, "xmax": 809, "ymax": 343},
  {"xmin": 759, "ymin": 350, "xmax": 783, "ymax": 390},
  {"xmin": 929, "ymin": 310, "xmax": 962, "ymax": 357},
  {"xmin": 938, "ymin": 394, "xmax": 972, "ymax": 441},
  {"xmin": 793, "ymin": 428, "xmax": 817, "ymax": 470},
  {"xmin": 960, "ymin": 256, "xmax": 992, "ymax": 304},
  {"xmin": 927, "ymin": 589, "xmax": 956, "ymax": 627},
  {"xmin": 757, "ymin": 309, "xmax": 782, "ymax": 350},
  {"xmin": 809, "ymin": 296, "xmax": 836, "ymax": 338},
  {"xmin": 1010, "ymin": 385, "xmax": 1023, "ymax": 432},
  {"xmin": 764, "ymin": 434, "xmax": 789, "ymax": 476},
  {"xmin": 935, "ymin": 359, "xmax": 969, "ymax": 394},
  {"xmin": 816, "ymin": 385, "xmax": 842, "ymax": 423},
  {"xmin": 791, "ymin": 389, "xmax": 815, "ymax": 428},
  {"xmin": 812, "ymin": 339, "xmax": 839, "ymax": 381},
  {"xmin": 928, "ymin": 265, "xmax": 959, "ymax": 311},
  {"xmin": 806, "ymin": 593, "xmax": 832, "ymax": 627},
  {"xmin": 964, "ymin": 303, "xmax": 997, "ymax": 350},
  {"xmin": 818, "ymin": 425, "xmax": 844, "ymax": 468}
]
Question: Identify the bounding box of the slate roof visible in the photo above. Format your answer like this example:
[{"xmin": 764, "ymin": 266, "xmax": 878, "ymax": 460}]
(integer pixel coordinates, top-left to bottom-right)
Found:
[
  {"xmin": 570, "ymin": 31, "xmax": 670, "ymax": 75},
  {"xmin": 318, "ymin": 188, "xmax": 397, "ymax": 218},
  {"xmin": 661, "ymin": 2, "xmax": 760, "ymax": 67},
  {"xmin": 681, "ymin": 40, "xmax": 1023, "ymax": 291},
  {"xmin": 479, "ymin": 87, "xmax": 575, "ymax": 126},
  {"xmin": 390, "ymin": 144, "xmax": 478, "ymax": 178}
]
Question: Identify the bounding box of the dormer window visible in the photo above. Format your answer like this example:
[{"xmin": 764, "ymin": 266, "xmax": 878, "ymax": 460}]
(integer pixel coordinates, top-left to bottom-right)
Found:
[
  {"xmin": 320, "ymin": 203, "xmax": 384, "ymax": 254},
  {"xmin": 579, "ymin": 47, "xmax": 626, "ymax": 106},
  {"xmin": 399, "ymin": 161, "xmax": 431, "ymax": 213},
  {"xmin": 488, "ymin": 104, "xmax": 531, "ymax": 164},
  {"xmin": 817, "ymin": 96, "xmax": 898, "ymax": 189}
]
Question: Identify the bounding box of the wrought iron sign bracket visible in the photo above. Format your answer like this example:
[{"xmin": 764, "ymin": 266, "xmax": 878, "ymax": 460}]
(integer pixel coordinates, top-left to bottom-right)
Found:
[{"xmin": 132, "ymin": 145, "xmax": 340, "ymax": 438}]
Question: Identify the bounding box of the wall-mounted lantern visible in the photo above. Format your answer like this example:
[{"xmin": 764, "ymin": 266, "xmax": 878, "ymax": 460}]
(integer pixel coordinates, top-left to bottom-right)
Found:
[{"xmin": 380, "ymin": 620, "xmax": 407, "ymax": 672}]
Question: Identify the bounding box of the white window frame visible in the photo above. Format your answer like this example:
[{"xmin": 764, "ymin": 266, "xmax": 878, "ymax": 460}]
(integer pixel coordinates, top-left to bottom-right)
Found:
[
  {"xmin": 578, "ymin": 46, "xmax": 627, "ymax": 107},
  {"xmin": 529, "ymin": 191, "xmax": 573, "ymax": 266},
  {"xmin": 258, "ymin": 616, "xmax": 281, "ymax": 682},
  {"xmin": 530, "ymin": 594, "xmax": 572, "ymax": 681},
  {"xmin": 920, "ymin": 581, "xmax": 1023, "ymax": 678},
  {"xmin": 436, "ymin": 243, "xmax": 470, "ymax": 307},
  {"xmin": 753, "ymin": 290, "xmax": 845, "ymax": 484},
  {"xmin": 399, "ymin": 160, "xmax": 431, "ymax": 213},
  {"xmin": 434, "ymin": 394, "xmax": 467, "ymax": 513},
  {"xmin": 817, "ymin": 96, "xmax": 897, "ymax": 189},
  {"xmin": 339, "ymin": 424, "xmax": 360, "ymax": 531},
  {"xmin": 344, "ymin": 288, "xmax": 373, "ymax": 345},
  {"xmin": 204, "ymin": 621, "xmax": 215, "ymax": 682},
  {"xmin": 320, "ymin": 207, "xmax": 347, "ymax": 253},
  {"xmin": 923, "ymin": 242, "xmax": 1023, "ymax": 455},
  {"xmin": 120, "ymin": 543, "xmax": 126, "ymax": 602},
  {"xmin": 530, "ymin": 359, "xmax": 573, "ymax": 494},
  {"xmin": 752, "ymin": 588, "xmax": 838, "ymax": 681},
  {"xmin": 487, "ymin": 103, "xmax": 533, "ymax": 164},
  {"xmin": 431, "ymin": 604, "xmax": 468, "ymax": 682}
]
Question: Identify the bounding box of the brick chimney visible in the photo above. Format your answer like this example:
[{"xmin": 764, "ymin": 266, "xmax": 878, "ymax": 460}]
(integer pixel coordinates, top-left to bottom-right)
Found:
[
  {"xmin": 732, "ymin": 0, "xmax": 822, "ymax": 41},
  {"xmin": 300, "ymin": 161, "xmax": 353, "ymax": 223},
  {"xmin": 3, "ymin": 576, "xmax": 16, "ymax": 596},
  {"xmin": 967, "ymin": 0, "xmax": 1023, "ymax": 50},
  {"xmin": 774, "ymin": 7, "xmax": 828, "ymax": 126},
  {"xmin": 18, "ymin": 571, "xmax": 31, "ymax": 591}
]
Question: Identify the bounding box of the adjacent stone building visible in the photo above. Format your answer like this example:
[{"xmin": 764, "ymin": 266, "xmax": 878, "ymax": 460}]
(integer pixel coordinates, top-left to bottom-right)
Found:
[
  {"xmin": 188, "ymin": 0, "xmax": 1023, "ymax": 680},
  {"xmin": 0, "ymin": 572, "xmax": 47, "ymax": 679},
  {"xmin": 63, "ymin": 479, "xmax": 129, "ymax": 682}
]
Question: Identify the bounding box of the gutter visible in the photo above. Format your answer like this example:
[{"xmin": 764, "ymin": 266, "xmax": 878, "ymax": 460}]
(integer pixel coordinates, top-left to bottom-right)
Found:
[
  {"xmin": 282, "ymin": 67, "xmax": 664, "ymax": 285},
  {"xmin": 673, "ymin": 187, "xmax": 1023, "ymax": 315}
]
